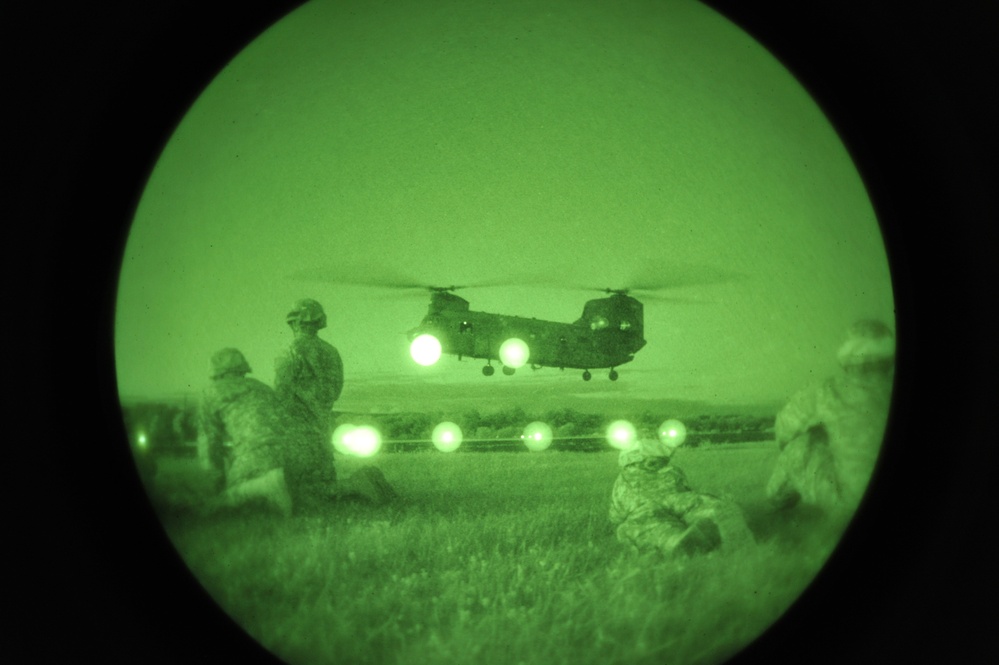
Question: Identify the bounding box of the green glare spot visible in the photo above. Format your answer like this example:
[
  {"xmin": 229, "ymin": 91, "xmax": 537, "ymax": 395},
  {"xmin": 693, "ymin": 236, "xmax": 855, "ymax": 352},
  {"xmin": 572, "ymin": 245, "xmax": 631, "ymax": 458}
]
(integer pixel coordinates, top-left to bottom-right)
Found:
[
  {"xmin": 432, "ymin": 421, "xmax": 463, "ymax": 452},
  {"xmin": 499, "ymin": 338, "xmax": 529, "ymax": 369},
  {"xmin": 331, "ymin": 423, "xmax": 356, "ymax": 456},
  {"xmin": 607, "ymin": 420, "xmax": 637, "ymax": 450},
  {"xmin": 137, "ymin": 432, "xmax": 148, "ymax": 448},
  {"xmin": 410, "ymin": 334, "xmax": 442, "ymax": 366},
  {"xmin": 659, "ymin": 419, "xmax": 687, "ymax": 448},
  {"xmin": 522, "ymin": 421, "xmax": 553, "ymax": 452},
  {"xmin": 343, "ymin": 425, "xmax": 381, "ymax": 457}
]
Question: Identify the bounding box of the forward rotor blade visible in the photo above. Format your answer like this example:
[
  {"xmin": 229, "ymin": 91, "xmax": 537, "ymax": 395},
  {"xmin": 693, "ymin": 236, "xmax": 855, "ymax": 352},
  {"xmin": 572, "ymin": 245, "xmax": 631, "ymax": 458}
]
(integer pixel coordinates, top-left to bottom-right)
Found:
[
  {"xmin": 286, "ymin": 264, "xmax": 427, "ymax": 289},
  {"xmin": 286, "ymin": 264, "xmax": 515, "ymax": 292}
]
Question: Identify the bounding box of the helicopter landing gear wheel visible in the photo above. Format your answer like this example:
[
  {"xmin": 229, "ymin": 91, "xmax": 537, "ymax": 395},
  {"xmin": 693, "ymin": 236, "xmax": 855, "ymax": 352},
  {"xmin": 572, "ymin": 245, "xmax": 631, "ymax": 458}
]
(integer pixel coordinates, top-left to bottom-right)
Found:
[
  {"xmin": 482, "ymin": 365, "xmax": 495, "ymax": 377},
  {"xmin": 609, "ymin": 369, "xmax": 619, "ymax": 381},
  {"xmin": 582, "ymin": 370, "xmax": 592, "ymax": 381},
  {"xmin": 502, "ymin": 366, "xmax": 516, "ymax": 376}
]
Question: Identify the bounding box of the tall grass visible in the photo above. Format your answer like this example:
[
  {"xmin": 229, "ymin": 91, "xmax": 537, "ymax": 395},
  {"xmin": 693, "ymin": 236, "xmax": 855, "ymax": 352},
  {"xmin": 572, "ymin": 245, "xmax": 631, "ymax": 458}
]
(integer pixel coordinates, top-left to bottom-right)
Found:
[{"xmin": 152, "ymin": 445, "xmax": 842, "ymax": 665}]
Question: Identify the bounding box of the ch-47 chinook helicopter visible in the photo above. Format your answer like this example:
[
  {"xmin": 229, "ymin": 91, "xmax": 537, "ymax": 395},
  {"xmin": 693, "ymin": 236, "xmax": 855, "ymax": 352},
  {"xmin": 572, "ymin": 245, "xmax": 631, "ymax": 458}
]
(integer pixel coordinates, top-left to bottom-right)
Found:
[
  {"xmin": 406, "ymin": 285, "xmax": 646, "ymax": 380},
  {"xmin": 291, "ymin": 263, "xmax": 735, "ymax": 381}
]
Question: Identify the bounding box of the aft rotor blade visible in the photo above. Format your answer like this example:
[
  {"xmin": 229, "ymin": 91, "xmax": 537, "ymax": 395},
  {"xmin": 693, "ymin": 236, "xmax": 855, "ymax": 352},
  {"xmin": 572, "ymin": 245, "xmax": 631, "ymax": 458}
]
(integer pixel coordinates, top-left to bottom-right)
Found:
[
  {"xmin": 630, "ymin": 293, "xmax": 718, "ymax": 304},
  {"xmin": 504, "ymin": 262, "xmax": 745, "ymax": 293},
  {"xmin": 626, "ymin": 263, "xmax": 746, "ymax": 291}
]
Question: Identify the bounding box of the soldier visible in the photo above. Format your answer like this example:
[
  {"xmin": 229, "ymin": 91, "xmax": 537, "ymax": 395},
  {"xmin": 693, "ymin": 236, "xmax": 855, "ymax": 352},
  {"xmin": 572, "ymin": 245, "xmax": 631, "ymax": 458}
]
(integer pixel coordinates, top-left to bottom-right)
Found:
[
  {"xmin": 275, "ymin": 298, "xmax": 343, "ymax": 514},
  {"xmin": 198, "ymin": 348, "xmax": 293, "ymax": 517},
  {"xmin": 765, "ymin": 319, "xmax": 895, "ymax": 519},
  {"xmin": 609, "ymin": 436, "xmax": 754, "ymax": 558}
]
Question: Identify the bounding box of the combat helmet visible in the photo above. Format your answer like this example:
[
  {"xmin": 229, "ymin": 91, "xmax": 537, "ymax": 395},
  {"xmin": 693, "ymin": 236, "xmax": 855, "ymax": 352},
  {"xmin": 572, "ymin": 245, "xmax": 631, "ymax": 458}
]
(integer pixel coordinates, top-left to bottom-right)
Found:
[
  {"xmin": 210, "ymin": 348, "xmax": 252, "ymax": 378},
  {"xmin": 286, "ymin": 298, "xmax": 327, "ymax": 329},
  {"xmin": 836, "ymin": 319, "xmax": 895, "ymax": 368}
]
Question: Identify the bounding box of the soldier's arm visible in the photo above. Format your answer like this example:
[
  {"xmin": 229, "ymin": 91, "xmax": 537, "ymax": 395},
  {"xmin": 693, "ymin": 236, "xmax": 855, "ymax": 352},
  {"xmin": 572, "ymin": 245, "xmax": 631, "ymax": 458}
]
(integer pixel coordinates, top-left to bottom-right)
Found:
[
  {"xmin": 197, "ymin": 398, "xmax": 227, "ymax": 475},
  {"xmin": 650, "ymin": 468, "xmax": 700, "ymax": 515},
  {"xmin": 775, "ymin": 387, "xmax": 820, "ymax": 450},
  {"xmin": 659, "ymin": 490, "xmax": 702, "ymax": 517},
  {"xmin": 670, "ymin": 466, "xmax": 692, "ymax": 492},
  {"xmin": 273, "ymin": 348, "xmax": 300, "ymax": 394},
  {"xmin": 608, "ymin": 478, "xmax": 628, "ymax": 525},
  {"xmin": 330, "ymin": 347, "xmax": 344, "ymax": 403}
]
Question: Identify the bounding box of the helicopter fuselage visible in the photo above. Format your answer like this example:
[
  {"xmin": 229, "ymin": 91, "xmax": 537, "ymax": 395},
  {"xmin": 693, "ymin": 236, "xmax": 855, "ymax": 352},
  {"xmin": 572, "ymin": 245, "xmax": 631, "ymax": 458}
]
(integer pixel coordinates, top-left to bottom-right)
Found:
[{"xmin": 406, "ymin": 291, "xmax": 647, "ymax": 373}]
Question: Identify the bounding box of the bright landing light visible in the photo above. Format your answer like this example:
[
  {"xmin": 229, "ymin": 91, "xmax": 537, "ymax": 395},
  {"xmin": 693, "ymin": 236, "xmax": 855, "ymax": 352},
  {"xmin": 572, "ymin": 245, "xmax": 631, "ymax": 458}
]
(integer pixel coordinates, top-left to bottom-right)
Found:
[
  {"xmin": 410, "ymin": 334, "xmax": 442, "ymax": 366},
  {"xmin": 332, "ymin": 424, "xmax": 382, "ymax": 457},
  {"xmin": 432, "ymin": 421, "xmax": 463, "ymax": 452},
  {"xmin": 499, "ymin": 338, "xmax": 529, "ymax": 369},
  {"xmin": 606, "ymin": 420, "xmax": 637, "ymax": 450},
  {"xmin": 521, "ymin": 421, "xmax": 553, "ymax": 452},
  {"xmin": 658, "ymin": 419, "xmax": 687, "ymax": 448}
]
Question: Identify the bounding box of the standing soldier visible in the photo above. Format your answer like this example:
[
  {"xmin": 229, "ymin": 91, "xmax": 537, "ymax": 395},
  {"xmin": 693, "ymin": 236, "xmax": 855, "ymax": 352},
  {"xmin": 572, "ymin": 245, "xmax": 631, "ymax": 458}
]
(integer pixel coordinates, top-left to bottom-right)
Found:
[
  {"xmin": 198, "ymin": 348, "xmax": 292, "ymax": 516},
  {"xmin": 765, "ymin": 319, "xmax": 895, "ymax": 520},
  {"xmin": 275, "ymin": 298, "xmax": 343, "ymax": 514},
  {"xmin": 610, "ymin": 436, "xmax": 754, "ymax": 558}
]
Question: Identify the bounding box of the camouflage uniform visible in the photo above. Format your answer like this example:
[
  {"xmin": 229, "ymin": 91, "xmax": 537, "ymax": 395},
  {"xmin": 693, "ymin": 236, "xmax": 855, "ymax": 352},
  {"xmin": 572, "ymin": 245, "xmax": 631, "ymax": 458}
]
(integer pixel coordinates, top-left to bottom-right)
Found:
[
  {"xmin": 766, "ymin": 320, "xmax": 895, "ymax": 517},
  {"xmin": 275, "ymin": 299, "xmax": 343, "ymax": 513},
  {"xmin": 610, "ymin": 439, "xmax": 754, "ymax": 557},
  {"xmin": 199, "ymin": 348, "xmax": 292, "ymax": 516}
]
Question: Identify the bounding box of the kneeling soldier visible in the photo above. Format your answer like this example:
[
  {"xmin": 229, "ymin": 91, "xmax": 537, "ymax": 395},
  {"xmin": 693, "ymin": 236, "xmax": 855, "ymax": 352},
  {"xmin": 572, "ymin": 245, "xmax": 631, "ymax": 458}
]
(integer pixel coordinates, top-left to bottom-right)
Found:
[
  {"xmin": 199, "ymin": 348, "xmax": 293, "ymax": 517},
  {"xmin": 610, "ymin": 437, "xmax": 753, "ymax": 557}
]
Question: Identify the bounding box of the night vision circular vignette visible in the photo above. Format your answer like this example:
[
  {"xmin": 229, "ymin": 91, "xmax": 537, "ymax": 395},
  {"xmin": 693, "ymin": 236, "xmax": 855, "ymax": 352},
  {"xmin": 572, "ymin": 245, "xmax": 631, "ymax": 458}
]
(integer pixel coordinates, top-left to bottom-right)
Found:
[{"xmin": 113, "ymin": 1, "xmax": 898, "ymax": 664}]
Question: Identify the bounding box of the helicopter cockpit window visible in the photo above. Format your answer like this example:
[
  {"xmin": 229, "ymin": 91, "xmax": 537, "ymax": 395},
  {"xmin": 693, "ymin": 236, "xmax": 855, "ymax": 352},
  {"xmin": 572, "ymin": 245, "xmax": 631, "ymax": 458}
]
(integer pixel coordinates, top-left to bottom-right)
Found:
[{"xmin": 590, "ymin": 316, "xmax": 609, "ymax": 331}]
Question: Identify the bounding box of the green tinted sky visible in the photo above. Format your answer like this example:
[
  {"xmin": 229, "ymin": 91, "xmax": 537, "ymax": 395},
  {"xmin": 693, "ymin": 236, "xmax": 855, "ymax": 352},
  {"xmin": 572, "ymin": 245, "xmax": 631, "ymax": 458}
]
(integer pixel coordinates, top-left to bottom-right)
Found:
[{"xmin": 115, "ymin": 0, "xmax": 893, "ymax": 410}]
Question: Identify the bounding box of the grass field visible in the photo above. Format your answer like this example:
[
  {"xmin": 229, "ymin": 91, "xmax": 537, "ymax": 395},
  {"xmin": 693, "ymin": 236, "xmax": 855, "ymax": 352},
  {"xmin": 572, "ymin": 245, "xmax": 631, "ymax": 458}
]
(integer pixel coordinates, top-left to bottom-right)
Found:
[{"xmin": 149, "ymin": 443, "xmax": 845, "ymax": 665}]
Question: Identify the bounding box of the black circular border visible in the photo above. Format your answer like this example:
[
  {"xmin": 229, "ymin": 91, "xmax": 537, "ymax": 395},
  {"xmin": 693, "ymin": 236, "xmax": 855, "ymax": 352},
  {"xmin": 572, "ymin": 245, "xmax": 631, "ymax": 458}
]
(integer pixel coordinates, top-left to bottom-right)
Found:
[{"xmin": 22, "ymin": 1, "xmax": 996, "ymax": 662}]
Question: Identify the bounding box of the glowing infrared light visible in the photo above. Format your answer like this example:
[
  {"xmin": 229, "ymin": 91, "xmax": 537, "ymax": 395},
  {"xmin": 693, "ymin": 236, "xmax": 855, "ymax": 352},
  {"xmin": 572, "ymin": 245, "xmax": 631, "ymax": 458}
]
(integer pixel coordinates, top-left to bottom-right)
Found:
[
  {"xmin": 432, "ymin": 421, "xmax": 463, "ymax": 452},
  {"xmin": 606, "ymin": 420, "xmax": 638, "ymax": 450},
  {"xmin": 331, "ymin": 424, "xmax": 357, "ymax": 456},
  {"xmin": 343, "ymin": 425, "xmax": 382, "ymax": 457},
  {"xmin": 658, "ymin": 419, "xmax": 687, "ymax": 448},
  {"xmin": 137, "ymin": 432, "xmax": 148, "ymax": 449},
  {"xmin": 521, "ymin": 421, "xmax": 553, "ymax": 452},
  {"xmin": 498, "ymin": 338, "xmax": 529, "ymax": 369},
  {"xmin": 410, "ymin": 334, "xmax": 442, "ymax": 366}
]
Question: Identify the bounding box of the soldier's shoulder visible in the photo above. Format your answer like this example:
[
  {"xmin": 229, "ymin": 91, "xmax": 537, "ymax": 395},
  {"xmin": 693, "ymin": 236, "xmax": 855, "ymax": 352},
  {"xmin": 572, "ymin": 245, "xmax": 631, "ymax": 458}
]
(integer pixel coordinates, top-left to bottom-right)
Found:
[
  {"xmin": 313, "ymin": 337, "xmax": 342, "ymax": 367},
  {"xmin": 245, "ymin": 376, "xmax": 277, "ymax": 394},
  {"xmin": 289, "ymin": 334, "xmax": 338, "ymax": 356},
  {"xmin": 318, "ymin": 336, "xmax": 340, "ymax": 356},
  {"xmin": 780, "ymin": 382, "xmax": 823, "ymax": 415},
  {"xmin": 210, "ymin": 376, "xmax": 259, "ymax": 400},
  {"xmin": 279, "ymin": 337, "xmax": 320, "ymax": 367}
]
